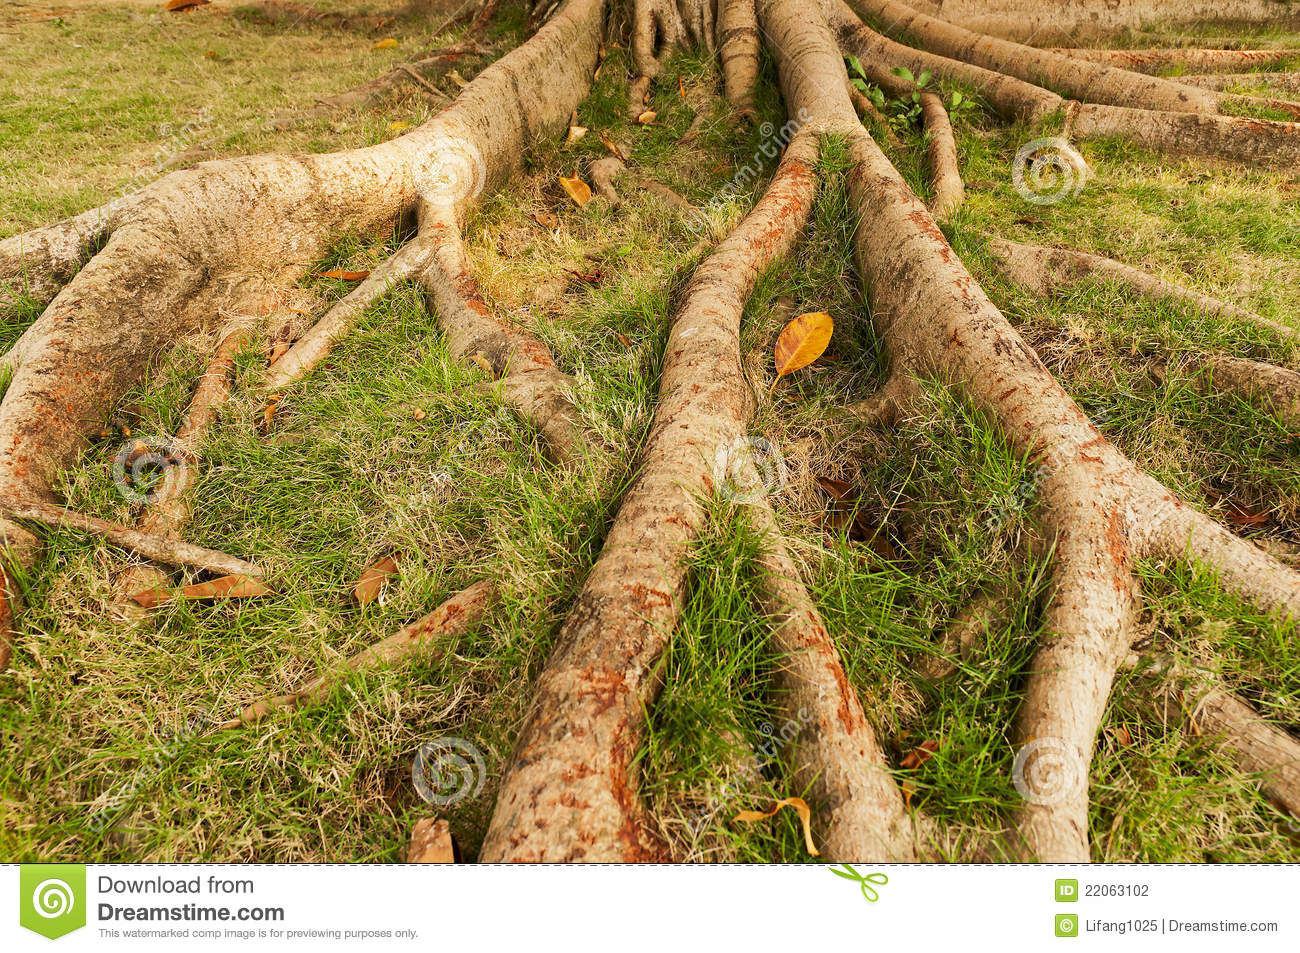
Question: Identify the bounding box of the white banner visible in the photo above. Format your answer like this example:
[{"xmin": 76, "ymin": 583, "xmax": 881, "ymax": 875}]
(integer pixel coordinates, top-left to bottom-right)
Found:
[{"xmin": 3, "ymin": 863, "xmax": 1296, "ymax": 950}]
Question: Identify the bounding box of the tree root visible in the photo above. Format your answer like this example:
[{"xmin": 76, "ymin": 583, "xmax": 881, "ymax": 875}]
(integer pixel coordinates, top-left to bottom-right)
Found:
[
  {"xmin": 219, "ymin": 580, "xmax": 497, "ymax": 730},
  {"xmin": 115, "ymin": 327, "xmax": 253, "ymax": 607},
  {"xmin": 0, "ymin": 497, "xmax": 264, "ymax": 579},
  {"xmin": 481, "ymin": 131, "xmax": 821, "ymax": 862},
  {"xmin": 1126, "ymin": 653, "xmax": 1300, "ymax": 818},
  {"xmin": 747, "ymin": 500, "xmax": 918, "ymax": 860},
  {"xmin": 853, "ymin": 0, "xmax": 1219, "ymax": 114},
  {"xmin": 1047, "ymin": 48, "xmax": 1297, "ymax": 75},
  {"xmin": 920, "ymin": 91, "xmax": 963, "ymax": 222},
  {"xmin": 1152, "ymin": 356, "xmax": 1300, "ymax": 431},
  {"xmin": 763, "ymin": 0, "xmax": 1300, "ymax": 861},
  {"xmin": 916, "ymin": 589, "xmax": 1011, "ymax": 681},
  {"xmin": 830, "ymin": 3, "xmax": 1300, "ymax": 167},
  {"xmin": 0, "ymin": 0, "xmax": 606, "ymax": 663},
  {"xmin": 985, "ymin": 236, "xmax": 1300, "ymax": 347},
  {"xmin": 1181, "ymin": 73, "xmax": 1300, "ymax": 96},
  {"xmin": 717, "ymin": 0, "xmax": 759, "ymax": 119},
  {"xmin": 417, "ymin": 205, "xmax": 587, "ymax": 462}
]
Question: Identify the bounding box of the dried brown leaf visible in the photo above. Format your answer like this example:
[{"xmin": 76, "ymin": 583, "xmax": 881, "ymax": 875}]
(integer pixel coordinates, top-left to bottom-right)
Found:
[
  {"xmin": 733, "ymin": 797, "xmax": 819, "ymax": 857},
  {"xmin": 353, "ymin": 555, "xmax": 400, "ymax": 605}
]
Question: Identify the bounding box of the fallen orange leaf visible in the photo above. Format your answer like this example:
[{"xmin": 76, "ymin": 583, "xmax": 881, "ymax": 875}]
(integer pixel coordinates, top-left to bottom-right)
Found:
[
  {"xmin": 559, "ymin": 173, "xmax": 593, "ymax": 208},
  {"xmin": 316, "ymin": 269, "xmax": 371, "ymax": 280},
  {"xmin": 734, "ymin": 797, "xmax": 820, "ymax": 856},
  {"xmin": 372, "ymin": 38, "xmax": 399, "ymax": 50},
  {"xmin": 165, "ymin": 0, "xmax": 210, "ymax": 10},
  {"xmin": 130, "ymin": 574, "xmax": 271, "ymax": 608},
  {"xmin": 635, "ymin": 109, "xmax": 658, "ymax": 125},
  {"xmin": 773, "ymin": 311, "xmax": 833, "ymax": 387},
  {"xmin": 353, "ymin": 555, "xmax": 400, "ymax": 605},
  {"xmin": 599, "ymin": 131, "xmax": 627, "ymax": 162},
  {"xmin": 814, "ymin": 476, "xmax": 854, "ymax": 501},
  {"xmin": 899, "ymin": 738, "xmax": 940, "ymax": 770}
]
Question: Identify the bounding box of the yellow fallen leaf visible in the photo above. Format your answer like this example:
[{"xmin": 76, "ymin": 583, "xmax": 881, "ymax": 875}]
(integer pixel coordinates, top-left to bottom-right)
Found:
[
  {"xmin": 447, "ymin": 70, "xmax": 469, "ymax": 89},
  {"xmin": 635, "ymin": 110, "xmax": 657, "ymax": 125},
  {"xmin": 389, "ymin": 121, "xmax": 411, "ymax": 132},
  {"xmin": 316, "ymin": 269, "xmax": 371, "ymax": 280},
  {"xmin": 733, "ymin": 797, "xmax": 820, "ymax": 856},
  {"xmin": 559, "ymin": 173, "xmax": 592, "ymax": 208},
  {"xmin": 566, "ymin": 124, "xmax": 588, "ymax": 143},
  {"xmin": 773, "ymin": 311, "xmax": 833, "ymax": 386},
  {"xmin": 372, "ymin": 38, "xmax": 399, "ymax": 50}
]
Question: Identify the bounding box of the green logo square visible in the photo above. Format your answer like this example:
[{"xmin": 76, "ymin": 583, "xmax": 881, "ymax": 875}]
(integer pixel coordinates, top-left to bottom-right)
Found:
[
  {"xmin": 1055, "ymin": 913, "xmax": 1079, "ymax": 938},
  {"xmin": 1055, "ymin": 878, "xmax": 1079, "ymax": 902},
  {"xmin": 19, "ymin": 865, "xmax": 87, "ymax": 940}
]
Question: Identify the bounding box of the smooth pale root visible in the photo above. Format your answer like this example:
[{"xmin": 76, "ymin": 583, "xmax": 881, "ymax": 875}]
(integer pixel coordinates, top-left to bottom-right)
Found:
[
  {"xmin": 773, "ymin": 311, "xmax": 833, "ymax": 380},
  {"xmin": 407, "ymin": 818, "xmax": 458, "ymax": 863},
  {"xmin": 559, "ymin": 173, "xmax": 593, "ymax": 207},
  {"xmin": 733, "ymin": 797, "xmax": 820, "ymax": 856}
]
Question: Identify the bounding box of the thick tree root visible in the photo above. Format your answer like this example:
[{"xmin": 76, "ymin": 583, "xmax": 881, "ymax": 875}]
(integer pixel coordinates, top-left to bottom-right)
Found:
[
  {"xmin": 920, "ymin": 91, "xmax": 963, "ymax": 222},
  {"xmin": 717, "ymin": 0, "xmax": 759, "ymax": 119},
  {"xmin": 747, "ymin": 500, "xmax": 918, "ymax": 860},
  {"xmin": 985, "ymin": 236, "xmax": 1300, "ymax": 347},
  {"xmin": 764, "ymin": 0, "xmax": 1300, "ymax": 861},
  {"xmin": 830, "ymin": 3, "xmax": 1300, "ymax": 167},
  {"xmin": 418, "ymin": 205, "xmax": 587, "ymax": 462},
  {"xmin": 853, "ymin": 0, "xmax": 1218, "ymax": 114},
  {"xmin": 481, "ymin": 131, "xmax": 820, "ymax": 862},
  {"xmin": 1181, "ymin": 73, "xmax": 1300, "ymax": 96},
  {"xmin": 1047, "ymin": 48, "xmax": 1297, "ymax": 75},
  {"xmin": 0, "ymin": 498, "xmax": 264, "ymax": 579},
  {"xmin": 0, "ymin": 0, "xmax": 606, "ymax": 663},
  {"xmin": 219, "ymin": 580, "xmax": 497, "ymax": 730},
  {"xmin": 1153, "ymin": 356, "xmax": 1300, "ymax": 431},
  {"xmin": 1127, "ymin": 653, "xmax": 1300, "ymax": 818}
]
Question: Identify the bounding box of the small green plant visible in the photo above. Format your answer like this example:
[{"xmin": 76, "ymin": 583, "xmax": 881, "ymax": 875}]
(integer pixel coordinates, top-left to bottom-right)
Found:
[{"xmin": 846, "ymin": 56, "xmax": 977, "ymax": 132}]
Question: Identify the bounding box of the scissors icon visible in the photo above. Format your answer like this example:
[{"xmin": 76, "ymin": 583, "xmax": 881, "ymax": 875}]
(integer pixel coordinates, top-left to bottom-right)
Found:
[{"xmin": 828, "ymin": 864, "xmax": 889, "ymax": 902}]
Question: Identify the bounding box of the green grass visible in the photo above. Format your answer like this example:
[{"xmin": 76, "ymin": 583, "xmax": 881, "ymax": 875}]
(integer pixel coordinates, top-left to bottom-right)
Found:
[{"xmin": 2, "ymin": 2, "xmax": 1299, "ymax": 862}]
